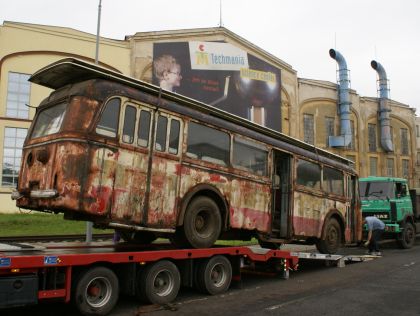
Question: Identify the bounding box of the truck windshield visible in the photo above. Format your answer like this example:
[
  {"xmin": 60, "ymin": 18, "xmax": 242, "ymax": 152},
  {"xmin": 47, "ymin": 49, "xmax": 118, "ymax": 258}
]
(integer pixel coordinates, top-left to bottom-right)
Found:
[
  {"xmin": 359, "ymin": 181, "xmax": 395, "ymax": 200},
  {"xmin": 31, "ymin": 103, "xmax": 67, "ymax": 138}
]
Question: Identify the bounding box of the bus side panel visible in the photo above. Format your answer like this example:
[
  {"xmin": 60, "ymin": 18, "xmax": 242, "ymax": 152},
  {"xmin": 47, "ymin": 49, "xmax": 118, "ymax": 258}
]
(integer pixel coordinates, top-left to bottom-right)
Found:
[
  {"xmin": 111, "ymin": 148, "xmax": 149, "ymax": 222},
  {"xmin": 179, "ymin": 165, "xmax": 271, "ymax": 232},
  {"xmin": 82, "ymin": 146, "xmax": 117, "ymax": 215},
  {"xmin": 292, "ymin": 191, "xmax": 347, "ymax": 238},
  {"xmin": 147, "ymin": 156, "xmax": 180, "ymax": 227},
  {"xmin": 229, "ymin": 179, "xmax": 271, "ymax": 231}
]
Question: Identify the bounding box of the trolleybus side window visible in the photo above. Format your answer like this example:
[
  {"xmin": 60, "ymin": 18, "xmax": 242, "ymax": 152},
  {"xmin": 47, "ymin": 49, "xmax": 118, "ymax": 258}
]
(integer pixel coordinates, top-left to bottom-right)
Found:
[
  {"xmin": 168, "ymin": 119, "xmax": 180, "ymax": 154},
  {"xmin": 138, "ymin": 110, "xmax": 151, "ymax": 147},
  {"xmin": 186, "ymin": 121, "xmax": 229, "ymax": 166},
  {"xmin": 96, "ymin": 98, "xmax": 121, "ymax": 138},
  {"xmin": 296, "ymin": 159, "xmax": 321, "ymax": 190},
  {"xmin": 122, "ymin": 105, "xmax": 137, "ymax": 144},
  {"xmin": 323, "ymin": 166, "xmax": 344, "ymax": 196},
  {"xmin": 155, "ymin": 115, "xmax": 168, "ymax": 152},
  {"xmin": 232, "ymin": 136, "xmax": 268, "ymax": 176},
  {"xmin": 154, "ymin": 114, "xmax": 181, "ymax": 154}
]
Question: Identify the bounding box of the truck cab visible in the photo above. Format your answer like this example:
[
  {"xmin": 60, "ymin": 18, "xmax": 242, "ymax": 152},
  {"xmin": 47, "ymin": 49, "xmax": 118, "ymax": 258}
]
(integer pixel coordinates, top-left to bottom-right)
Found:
[{"xmin": 359, "ymin": 176, "xmax": 418, "ymax": 249}]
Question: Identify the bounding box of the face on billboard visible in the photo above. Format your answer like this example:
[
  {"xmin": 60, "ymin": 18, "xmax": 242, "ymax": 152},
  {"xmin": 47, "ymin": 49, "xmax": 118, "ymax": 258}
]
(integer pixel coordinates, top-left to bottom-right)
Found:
[{"xmin": 151, "ymin": 41, "xmax": 282, "ymax": 132}]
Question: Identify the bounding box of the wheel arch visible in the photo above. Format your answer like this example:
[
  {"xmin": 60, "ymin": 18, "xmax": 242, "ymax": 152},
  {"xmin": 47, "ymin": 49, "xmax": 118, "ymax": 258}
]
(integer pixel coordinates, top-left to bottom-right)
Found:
[{"xmin": 177, "ymin": 184, "xmax": 228, "ymax": 229}]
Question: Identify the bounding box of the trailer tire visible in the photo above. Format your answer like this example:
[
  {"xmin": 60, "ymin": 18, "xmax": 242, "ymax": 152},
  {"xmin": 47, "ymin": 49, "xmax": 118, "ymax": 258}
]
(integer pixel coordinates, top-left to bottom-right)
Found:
[
  {"xmin": 397, "ymin": 221, "xmax": 416, "ymax": 249},
  {"xmin": 316, "ymin": 218, "xmax": 341, "ymax": 254},
  {"xmin": 183, "ymin": 196, "xmax": 222, "ymax": 248},
  {"xmin": 138, "ymin": 260, "xmax": 180, "ymax": 305},
  {"xmin": 73, "ymin": 266, "xmax": 119, "ymax": 316},
  {"xmin": 196, "ymin": 255, "xmax": 232, "ymax": 295}
]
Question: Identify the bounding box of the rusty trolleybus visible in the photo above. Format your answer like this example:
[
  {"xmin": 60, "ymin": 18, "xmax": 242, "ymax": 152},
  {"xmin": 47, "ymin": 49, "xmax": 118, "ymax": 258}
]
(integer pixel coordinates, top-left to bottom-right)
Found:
[{"xmin": 12, "ymin": 58, "xmax": 361, "ymax": 253}]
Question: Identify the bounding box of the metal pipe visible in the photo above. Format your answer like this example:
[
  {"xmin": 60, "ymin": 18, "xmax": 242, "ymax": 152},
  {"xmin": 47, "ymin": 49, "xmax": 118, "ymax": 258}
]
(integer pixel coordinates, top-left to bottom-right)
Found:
[
  {"xmin": 328, "ymin": 49, "xmax": 352, "ymax": 147},
  {"xmin": 371, "ymin": 60, "xmax": 393, "ymax": 152}
]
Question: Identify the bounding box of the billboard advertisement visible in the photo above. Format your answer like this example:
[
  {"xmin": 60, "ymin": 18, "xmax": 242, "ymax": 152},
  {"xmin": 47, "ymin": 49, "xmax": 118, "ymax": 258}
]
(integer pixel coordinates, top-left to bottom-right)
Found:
[{"xmin": 152, "ymin": 41, "xmax": 282, "ymax": 131}]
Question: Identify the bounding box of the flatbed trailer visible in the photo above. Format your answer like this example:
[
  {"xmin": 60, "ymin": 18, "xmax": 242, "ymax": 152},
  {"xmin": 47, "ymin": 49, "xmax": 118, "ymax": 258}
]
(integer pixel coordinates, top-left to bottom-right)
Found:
[{"xmin": 0, "ymin": 241, "xmax": 298, "ymax": 315}]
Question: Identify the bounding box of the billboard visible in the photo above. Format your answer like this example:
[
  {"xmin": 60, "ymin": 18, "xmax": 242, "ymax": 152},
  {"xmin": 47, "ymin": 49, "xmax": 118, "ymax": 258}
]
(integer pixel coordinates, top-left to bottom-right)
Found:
[{"xmin": 152, "ymin": 41, "xmax": 282, "ymax": 131}]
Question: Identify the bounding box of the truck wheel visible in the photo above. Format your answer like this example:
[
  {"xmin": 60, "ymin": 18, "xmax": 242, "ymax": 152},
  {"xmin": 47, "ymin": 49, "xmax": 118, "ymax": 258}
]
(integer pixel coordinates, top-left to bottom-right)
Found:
[
  {"xmin": 118, "ymin": 230, "xmax": 157, "ymax": 244},
  {"xmin": 183, "ymin": 196, "xmax": 222, "ymax": 248},
  {"xmin": 316, "ymin": 218, "xmax": 341, "ymax": 254},
  {"xmin": 196, "ymin": 255, "xmax": 232, "ymax": 295},
  {"xmin": 138, "ymin": 260, "xmax": 180, "ymax": 305},
  {"xmin": 74, "ymin": 267, "xmax": 119, "ymax": 316},
  {"xmin": 397, "ymin": 221, "xmax": 416, "ymax": 249}
]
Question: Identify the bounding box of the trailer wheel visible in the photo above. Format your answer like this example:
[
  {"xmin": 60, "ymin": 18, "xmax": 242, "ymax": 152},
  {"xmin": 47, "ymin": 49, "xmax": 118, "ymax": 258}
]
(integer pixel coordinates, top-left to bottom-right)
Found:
[
  {"xmin": 138, "ymin": 260, "xmax": 180, "ymax": 305},
  {"xmin": 74, "ymin": 267, "xmax": 119, "ymax": 316},
  {"xmin": 196, "ymin": 255, "xmax": 232, "ymax": 295},
  {"xmin": 316, "ymin": 218, "xmax": 341, "ymax": 254},
  {"xmin": 397, "ymin": 221, "xmax": 415, "ymax": 249},
  {"xmin": 183, "ymin": 196, "xmax": 222, "ymax": 248}
]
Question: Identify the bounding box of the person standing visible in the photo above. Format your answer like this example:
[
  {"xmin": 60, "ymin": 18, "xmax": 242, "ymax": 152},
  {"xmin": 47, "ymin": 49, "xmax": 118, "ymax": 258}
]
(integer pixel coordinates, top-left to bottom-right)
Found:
[{"xmin": 364, "ymin": 216, "xmax": 385, "ymax": 255}]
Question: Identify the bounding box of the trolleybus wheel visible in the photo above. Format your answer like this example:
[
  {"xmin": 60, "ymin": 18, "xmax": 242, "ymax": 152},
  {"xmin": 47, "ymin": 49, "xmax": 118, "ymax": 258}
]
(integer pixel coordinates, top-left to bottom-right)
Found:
[
  {"xmin": 138, "ymin": 260, "xmax": 181, "ymax": 305},
  {"xmin": 183, "ymin": 196, "xmax": 222, "ymax": 248},
  {"xmin": 196, "ymin": 255, "xmax": 232, "ymax": 295},
  {"xmin": 74, "ymin": 266, "xmax": 119, "ymax": 316},
  {"xmin": 316, "ymin": 218, "xmax": 342, "ymax": 254}
]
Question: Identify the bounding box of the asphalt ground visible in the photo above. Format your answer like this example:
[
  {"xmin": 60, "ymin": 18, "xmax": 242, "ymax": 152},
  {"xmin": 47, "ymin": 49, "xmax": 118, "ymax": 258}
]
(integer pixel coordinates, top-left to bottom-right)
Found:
[{"xmin": 4, "ymin": 239, "xmax": 420, "ymax": 316}]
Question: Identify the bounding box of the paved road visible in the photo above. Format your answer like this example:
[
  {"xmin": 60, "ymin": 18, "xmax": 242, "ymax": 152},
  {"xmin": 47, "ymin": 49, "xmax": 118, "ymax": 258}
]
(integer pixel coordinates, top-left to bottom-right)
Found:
[{"xmin": 5, "ymin": 240, "xmax": 420, "ymax": 316}]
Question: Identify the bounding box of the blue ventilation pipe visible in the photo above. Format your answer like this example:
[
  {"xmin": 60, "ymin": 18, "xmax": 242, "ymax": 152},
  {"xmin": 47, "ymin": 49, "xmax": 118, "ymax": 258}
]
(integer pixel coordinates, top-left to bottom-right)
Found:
[
  {"xmin": 371, "ymin": 60, "xmax": 393, "ymax": 152},
  {"xmin": 328, "ymin": 49, "xmax": 352, "ymax": 147}
]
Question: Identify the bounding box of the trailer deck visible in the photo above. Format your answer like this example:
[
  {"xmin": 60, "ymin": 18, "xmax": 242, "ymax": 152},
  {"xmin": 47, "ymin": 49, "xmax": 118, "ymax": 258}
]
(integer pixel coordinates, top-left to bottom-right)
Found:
[{"xmin": 0, "ymin": 241, "xmax": 299, "ymax": 315}]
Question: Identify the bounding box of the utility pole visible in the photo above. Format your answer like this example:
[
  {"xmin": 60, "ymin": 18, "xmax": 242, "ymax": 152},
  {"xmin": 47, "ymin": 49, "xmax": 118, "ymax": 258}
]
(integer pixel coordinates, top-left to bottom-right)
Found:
[{"xmin": 86, "ymin": 0, "xmax": 102, "ymax": 243}]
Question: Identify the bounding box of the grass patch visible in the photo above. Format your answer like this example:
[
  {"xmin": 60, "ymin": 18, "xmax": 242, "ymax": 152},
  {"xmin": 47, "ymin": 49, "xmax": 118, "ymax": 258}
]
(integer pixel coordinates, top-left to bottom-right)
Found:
[{"xmin": 0, "ymin": 213, "xmax": 112, "ymax": 236}]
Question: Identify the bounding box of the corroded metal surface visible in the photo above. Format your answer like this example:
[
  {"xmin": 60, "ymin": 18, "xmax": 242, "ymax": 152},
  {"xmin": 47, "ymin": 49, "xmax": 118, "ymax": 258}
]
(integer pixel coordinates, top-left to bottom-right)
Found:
[{"xmin": 16, "ymin": 59, "xmax": 361, "ymax": 247}]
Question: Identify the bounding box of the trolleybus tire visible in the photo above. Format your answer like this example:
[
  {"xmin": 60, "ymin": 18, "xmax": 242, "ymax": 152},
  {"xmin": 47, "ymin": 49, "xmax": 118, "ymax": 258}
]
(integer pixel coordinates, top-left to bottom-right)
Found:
[
  {"xmin": 183, "ymin": 196, "xmax": 222, "ymax": 248},
  {"xmin": 138, "ymin": 260, "xmax": 181, "ymax": 305},
  {"xmin": 73, "ymin": 266, "xmax": 119, "ymax": 316},
  {"xmin": 316, "ymin": 218, "xmax": 341, "ymax": 254}
]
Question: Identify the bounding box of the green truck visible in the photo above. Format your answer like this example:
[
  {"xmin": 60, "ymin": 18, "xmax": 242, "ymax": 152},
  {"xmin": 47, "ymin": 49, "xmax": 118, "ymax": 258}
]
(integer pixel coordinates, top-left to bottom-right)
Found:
[{"xmin": 359, "ymin": 176, "xmax": 420, "ymax": 249}]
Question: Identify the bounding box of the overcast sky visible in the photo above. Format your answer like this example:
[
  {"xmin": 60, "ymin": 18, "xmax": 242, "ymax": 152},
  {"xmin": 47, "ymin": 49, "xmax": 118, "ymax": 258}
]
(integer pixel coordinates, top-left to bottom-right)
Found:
[{"xmin": 1, "ymin": 0, "xmax": 419, "ymax": 113}]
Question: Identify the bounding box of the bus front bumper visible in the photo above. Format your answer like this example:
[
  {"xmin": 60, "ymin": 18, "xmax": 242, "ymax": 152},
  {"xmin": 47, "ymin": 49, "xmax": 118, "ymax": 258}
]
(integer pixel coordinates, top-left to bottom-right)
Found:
[{"xmin": 11, "ymin": 189, "xmax": 58, "ymax": 200}]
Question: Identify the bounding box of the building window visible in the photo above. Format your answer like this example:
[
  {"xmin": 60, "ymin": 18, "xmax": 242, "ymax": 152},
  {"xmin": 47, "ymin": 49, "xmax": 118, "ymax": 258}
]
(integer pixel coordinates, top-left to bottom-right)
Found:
[
  {"xmin": 369, "ymin": 157, "xmax": 378, "ymax": 176},
  {"xmin": 368, "ymin": 124, "xmax": 377, "ymax": 152},
  {"xmin": 417, "ymin": 125, "xmax": 420, "ymax": 138},
  {"xmin": 401, "ymin": 128, "xmax": 409, "ymax": 155},
  {"xmin": 303, "ymin": 114, "xmax": 314, "ymax": 145},
  {"xmin": 2, "ymin": 127, "xmax": 28, "ymax": 186},
  {"xmin": 402, "ymin": 159, "xmax": 409, "ymax": 179},
  {"xmin": 6, "ymin": 72, "xmax": 30, "ymax": 119},
  {"xmin": 417, "ymin": 152, "xmax": 420, "ymax": 166},
  {"xmin": 325, "ymin": 116, "xmax": 334, "ymax": 146},
  {"xmin": 386, "ymin": 158, "xmax": 394, "ymax": 177}
]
